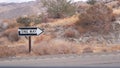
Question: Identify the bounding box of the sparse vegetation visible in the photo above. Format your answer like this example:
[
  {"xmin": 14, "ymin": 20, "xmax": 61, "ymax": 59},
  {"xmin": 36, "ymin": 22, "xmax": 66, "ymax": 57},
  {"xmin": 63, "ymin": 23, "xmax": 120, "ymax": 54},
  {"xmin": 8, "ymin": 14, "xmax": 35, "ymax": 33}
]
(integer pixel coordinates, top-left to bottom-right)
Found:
[
  {"xmin": 17, "ymin": 17, "xmax": 32, "ymax": 26},
  {"xmin": 64, "ymin": 27, "xmax": 77, "ymax": 38},
  {"xmin": 41, "ymin": 0, "xmax": 76, "ymax": 18},
  {"xmin": 33, "ymin": 16, "xmax": 43, "ymax": 24},
  {"xmin": 87, "ymin": 0, "xmax": 97, "ymax": 5},
  {"xmin": 0, "ymin": 45, "xmax": 28, "ymax": 58},
  {"xmin": 0, "ymin": 46, "xmax": 15, "ymax": 58},
  {"xmin": 113, "ymin": 9, "xmax": 120, "ymax": 17},
  {"xmin": 32, "ymin": 39, "xmax": 120, "ymax": 55},
  {"xmin": 0, "ymin": 0, "xmax": 120, "ymax": 58},
  {"xmin": 1, "ymin": 28, "xmax": 20, "ymax": 42},
  {"xmin": 33, "ymin": 39, "xmax": 81, "ymax": 55},
  {"xmin": 33, "ymin": 14, "xmax": 48, "ymax": 24},
  {"xmin": 0, "ymin": 39, "xmax": 120, "ymax": 57}
]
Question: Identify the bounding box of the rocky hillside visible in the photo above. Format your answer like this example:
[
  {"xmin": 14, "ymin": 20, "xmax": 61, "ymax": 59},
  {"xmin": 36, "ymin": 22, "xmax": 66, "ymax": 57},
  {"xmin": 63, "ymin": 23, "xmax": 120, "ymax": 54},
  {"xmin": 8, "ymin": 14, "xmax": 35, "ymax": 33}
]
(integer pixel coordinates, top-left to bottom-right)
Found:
[
  {"xmin": 0, "ymin": 0, "xmax": 120, "ymax": 57},
  {"xmin": 0, "ymin": 1, "xmax": 44, "ymax": 19}
]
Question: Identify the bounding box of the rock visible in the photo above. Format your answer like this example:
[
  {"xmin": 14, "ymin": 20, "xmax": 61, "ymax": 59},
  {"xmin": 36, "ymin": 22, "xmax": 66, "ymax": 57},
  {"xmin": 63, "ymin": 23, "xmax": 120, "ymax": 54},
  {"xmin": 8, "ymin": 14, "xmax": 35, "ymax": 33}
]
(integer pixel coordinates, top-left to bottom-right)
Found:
[{"xmin": 0, "ymin": 21, "xmax": 9, "ymax": 32}]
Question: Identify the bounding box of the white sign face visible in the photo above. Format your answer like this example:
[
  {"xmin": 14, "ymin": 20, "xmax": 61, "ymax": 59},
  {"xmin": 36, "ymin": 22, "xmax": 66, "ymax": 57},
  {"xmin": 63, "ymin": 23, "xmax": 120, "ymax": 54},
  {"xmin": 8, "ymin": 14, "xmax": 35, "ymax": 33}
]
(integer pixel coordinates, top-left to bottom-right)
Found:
[{"xmin": 18, "ymin": 27, "xmax": 43, "ymax": 36}]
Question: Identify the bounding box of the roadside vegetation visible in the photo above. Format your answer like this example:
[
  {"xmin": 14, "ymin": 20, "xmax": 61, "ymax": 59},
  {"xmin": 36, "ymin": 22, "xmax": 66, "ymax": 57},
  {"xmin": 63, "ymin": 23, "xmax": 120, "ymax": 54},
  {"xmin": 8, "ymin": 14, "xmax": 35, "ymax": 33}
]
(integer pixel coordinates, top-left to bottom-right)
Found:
[
  {"xmin": 41, "ymin": 0, "xmax": 76, "ymax": 18},
  {"xmin": 0, "ymin": 0, "xmax": 120, "ymax": 57}
]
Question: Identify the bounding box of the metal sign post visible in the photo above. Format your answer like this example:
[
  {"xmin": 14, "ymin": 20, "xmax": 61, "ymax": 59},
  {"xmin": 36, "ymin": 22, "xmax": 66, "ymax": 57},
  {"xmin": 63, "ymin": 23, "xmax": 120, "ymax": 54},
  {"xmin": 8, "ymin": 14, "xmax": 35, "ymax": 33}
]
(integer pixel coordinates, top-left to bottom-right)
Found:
[
  {"xmin": 29, "ymin": 36, "xmax": 31, "ymax": 53},
  {"xmin": 18, "ymin": 27, "xmax": 43, "ymax": 53}
]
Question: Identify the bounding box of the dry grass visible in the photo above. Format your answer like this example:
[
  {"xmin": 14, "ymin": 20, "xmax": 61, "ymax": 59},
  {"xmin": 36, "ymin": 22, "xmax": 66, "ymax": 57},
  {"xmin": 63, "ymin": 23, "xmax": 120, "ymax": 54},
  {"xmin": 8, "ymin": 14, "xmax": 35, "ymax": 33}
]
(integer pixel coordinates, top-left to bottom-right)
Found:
[
  {"xmin": 0, "ymin": 38, "xmax": 120, "ymax": 57},
  {"xmin": 33, "ymin": 39, "xmax": 82, "ymax": 55},
  {"xmin": 49, "ymin": 15, "xmax": 78, "ymax": 26},
  {"xmin": 64, "ymin": 28, "xmax": 76, "ymax": 38},
  {"xmin": 32, "ymin": 39, "xmax": 120, "ymax": 55},
  {"xmin": 37, "ymin": 15, "xmax": 79, "ymax": 28},
  {"xmin": 2, "ymin": 19, "xmax": 19, "ymax": 29},
  {"xmin": 33, "ymin": 34, "xmax": 55, "ymax": 44},
  {"xmin": 113, "ymin": 9, "xmax": 120, "ymax": 16},
  {"xmin": 0, "ymin": 6, "xmax": 120, "ymax": 58},
  {"xmin": 0, "ymin": 46, "xmax": 15, "ymax": 58},
  {"xmin": 0, "ymin": 45, "xmax": 29, "ymax": 58},
  {"xmin": 0, "ymin": 37, "xmax": 10, "ymax": 45},
  {"xmin": 106, "ymin": 1, "xmax": 120, "ymax": 8},
  {"xmin": 1, "ymin": 27, "xmax": 20, "ymax": 42}
]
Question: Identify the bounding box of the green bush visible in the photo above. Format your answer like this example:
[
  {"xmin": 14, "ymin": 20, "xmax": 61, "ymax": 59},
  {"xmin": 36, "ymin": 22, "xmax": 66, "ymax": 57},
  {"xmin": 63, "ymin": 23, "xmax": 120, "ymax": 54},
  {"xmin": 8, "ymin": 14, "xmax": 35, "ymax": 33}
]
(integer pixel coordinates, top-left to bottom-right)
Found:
[
  {"xmin": 17, "ymin": 17, "xmax": 32, "ymax": 26},
  {"xmin": 33, "ymin": 17, "xmax": 42, "ymax": 24},
  {"xmin": 41, "ymin": 0, "xmax": 76, "ymax": 18},
  {"xmin": 33, "ymin": 14, "xmax": 48, "ymax": 24},
  {"xmin": 87, "ymin": 0, "xmax": 97, "ymax": 5}
]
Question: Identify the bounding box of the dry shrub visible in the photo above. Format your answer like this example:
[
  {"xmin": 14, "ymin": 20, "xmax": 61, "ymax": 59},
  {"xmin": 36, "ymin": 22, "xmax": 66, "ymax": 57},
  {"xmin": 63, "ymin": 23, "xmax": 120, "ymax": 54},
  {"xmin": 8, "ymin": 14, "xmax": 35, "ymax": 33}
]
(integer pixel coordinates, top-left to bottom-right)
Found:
[
  {"xmin": 1, "ymin": 19, "xmax": 18, "ymax": 29},
  {"xmin": 0, "ymin": 45, "xmax": 28, "ymax": 58},
  {"xmin": 46, "ymin": 16, "xmax": 79, "ymax": 27},
  {"xmin": 111, "ymin": 45, "xmax": 120, "ymax": 51},
  {"xmin": 1, "ymin": 42, "xmax": 120, "ymax": 57},
  {"xmin": 75, "ymin": 3, "xmax": 113, "ymax": 33},
  {"xmin": 31, "ymin": 13, "xmax": 49, "ymax": 24},
  {"xmin": 76, "ymin": 3, "xmax": 90, "ymax": 13},
  {"xmin": 12, "ymin": 45, "xmax": 28, "ymax": 55},
  {"xmin": 0, "ymin": 46, "xmax": 16, "ymax": 58},
  {"xmin": 106, "ymin": 1, "xmax": 120, "ymax": 8},
  {"xmin": 64, "ymin": 28, "xmax": 76, "ymax": 38},
  {"xmin": 92, "ymin": 44, "xmax": 120, "ymax": 53},
  {"xmin": 0, "ymin": 37, "xmax": 9, "ymax": 45},
  {"xmin": 93, "ymin": 46, "xmax": 111, "ymax": 53},
  {"xmin": 33, "ymin": 36, "xmax": 120, "ymax": 55},
  {"xmin": 33, "ymin": 40, "xmax": 120, "ymax": 55},
  {"xmin": 1, "ymin": 27, "xmax": 20, "ymax": 42},
  {"xmin": 82, "ymin": 47, "xmax": 93, "ymax": 53},
  {"xmin": 34, "ymin": 35, "xmax": 54, "ymax": 44},
  {"xmin": 33, "ymin": 39, "xmax": 81, "ymax": 55}
]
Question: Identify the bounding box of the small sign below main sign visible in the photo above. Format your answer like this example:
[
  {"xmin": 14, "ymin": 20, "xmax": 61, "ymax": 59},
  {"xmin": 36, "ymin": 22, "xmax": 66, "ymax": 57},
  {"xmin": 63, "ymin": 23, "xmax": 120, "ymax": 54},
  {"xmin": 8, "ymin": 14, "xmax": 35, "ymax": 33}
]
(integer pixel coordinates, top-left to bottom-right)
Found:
[{"xmin": 18, "ymin": 27, "xmax": 43, "ymax": 36}]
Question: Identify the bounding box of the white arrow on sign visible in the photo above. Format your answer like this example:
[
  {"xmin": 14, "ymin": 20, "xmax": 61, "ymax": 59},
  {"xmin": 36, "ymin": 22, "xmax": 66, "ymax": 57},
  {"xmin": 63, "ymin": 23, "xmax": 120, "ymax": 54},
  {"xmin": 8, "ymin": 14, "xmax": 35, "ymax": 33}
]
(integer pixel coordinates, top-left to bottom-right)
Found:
[
  {"xmin": 37, "ymin": 28, "xmax": 43, "ymax": 35},
  {"xmin": 18, "ymin": 27, "xmax": 44, "ymax": 36}
]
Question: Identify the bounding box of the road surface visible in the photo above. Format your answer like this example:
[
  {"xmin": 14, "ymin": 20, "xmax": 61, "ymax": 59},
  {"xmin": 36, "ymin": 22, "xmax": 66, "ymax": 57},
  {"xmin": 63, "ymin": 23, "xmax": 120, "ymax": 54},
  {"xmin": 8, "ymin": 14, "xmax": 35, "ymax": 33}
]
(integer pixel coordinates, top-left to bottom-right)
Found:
[{"xmin": 0, "ymin": 52, "xmax": 120, "ymax": 67}]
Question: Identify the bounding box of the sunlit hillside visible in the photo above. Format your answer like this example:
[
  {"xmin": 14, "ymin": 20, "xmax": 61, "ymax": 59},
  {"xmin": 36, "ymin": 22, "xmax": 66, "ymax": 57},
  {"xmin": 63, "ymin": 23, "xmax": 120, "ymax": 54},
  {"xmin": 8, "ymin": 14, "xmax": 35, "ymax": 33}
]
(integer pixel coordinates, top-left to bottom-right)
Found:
[{"xmin": 0, "ymin": 0, "xmax": 120, "ymax": 58}]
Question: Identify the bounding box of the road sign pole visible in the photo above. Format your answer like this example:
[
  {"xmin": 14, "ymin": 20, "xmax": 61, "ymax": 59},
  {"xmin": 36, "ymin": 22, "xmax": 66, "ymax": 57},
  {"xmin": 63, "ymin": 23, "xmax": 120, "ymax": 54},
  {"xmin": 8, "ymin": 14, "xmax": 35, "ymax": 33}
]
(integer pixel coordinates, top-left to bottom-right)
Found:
[
  {"xmin": 29, "ymin": 36, "xmax": 31, "ymax": 53},
  {"xmin": 18, "ymin": 27, "xmax": 44, "ymax": 53}
]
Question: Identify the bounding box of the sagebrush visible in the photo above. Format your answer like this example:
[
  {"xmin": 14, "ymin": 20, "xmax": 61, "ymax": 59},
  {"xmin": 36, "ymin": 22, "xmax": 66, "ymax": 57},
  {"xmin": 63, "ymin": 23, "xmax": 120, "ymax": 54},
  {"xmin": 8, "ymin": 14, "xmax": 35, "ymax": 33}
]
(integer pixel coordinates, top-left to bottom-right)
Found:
[{"xmin": 41, "ymin": 0, "xmax": 76, "ymax": 18}]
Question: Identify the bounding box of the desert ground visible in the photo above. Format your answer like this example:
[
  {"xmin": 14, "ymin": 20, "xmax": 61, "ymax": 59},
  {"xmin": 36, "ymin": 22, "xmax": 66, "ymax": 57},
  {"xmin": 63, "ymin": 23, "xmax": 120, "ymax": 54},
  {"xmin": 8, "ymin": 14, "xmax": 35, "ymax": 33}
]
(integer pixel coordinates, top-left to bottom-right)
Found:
[{"xmin": 0, "ymin": 0, "xmax": 120, "ymax": 58}]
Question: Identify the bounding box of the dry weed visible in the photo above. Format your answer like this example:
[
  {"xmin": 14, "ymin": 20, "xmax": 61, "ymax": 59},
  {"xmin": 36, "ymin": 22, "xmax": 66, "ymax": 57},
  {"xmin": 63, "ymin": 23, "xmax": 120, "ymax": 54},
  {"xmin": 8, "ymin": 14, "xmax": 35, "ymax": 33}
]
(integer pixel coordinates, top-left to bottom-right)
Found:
[
  {"xmin": 76, "ymin": 3, "xmax": 113, "ymax": 33},
  {"xmin": 33, "ymin": 39, "xmax": 81, "ymax": 55}
]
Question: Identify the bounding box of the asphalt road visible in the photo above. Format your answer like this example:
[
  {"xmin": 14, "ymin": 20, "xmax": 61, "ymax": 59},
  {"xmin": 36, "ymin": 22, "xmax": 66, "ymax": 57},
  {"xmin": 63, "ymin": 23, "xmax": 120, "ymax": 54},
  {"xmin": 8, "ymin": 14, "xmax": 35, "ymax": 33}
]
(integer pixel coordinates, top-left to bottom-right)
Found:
[{"xmin": 0, "ymin": 52, "xmax": 120, "ymax": 67}]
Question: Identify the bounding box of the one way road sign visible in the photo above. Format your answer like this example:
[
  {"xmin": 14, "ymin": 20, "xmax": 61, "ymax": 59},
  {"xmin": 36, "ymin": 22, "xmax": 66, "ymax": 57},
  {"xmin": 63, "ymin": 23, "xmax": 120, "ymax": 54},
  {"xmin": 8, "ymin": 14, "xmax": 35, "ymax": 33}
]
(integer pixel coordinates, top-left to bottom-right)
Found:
[{"xmin": 18, "ymin": 27, "xmax": 43, "ymax": 36}]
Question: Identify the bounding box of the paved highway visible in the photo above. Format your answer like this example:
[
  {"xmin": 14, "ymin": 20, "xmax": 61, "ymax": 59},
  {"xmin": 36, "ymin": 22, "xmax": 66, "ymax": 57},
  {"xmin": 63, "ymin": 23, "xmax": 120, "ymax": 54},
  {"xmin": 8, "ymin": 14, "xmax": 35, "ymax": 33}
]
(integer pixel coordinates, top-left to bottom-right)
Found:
[{"xmin": 0, "ymin": 52, "xmax": 120, "ymax": 67}]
